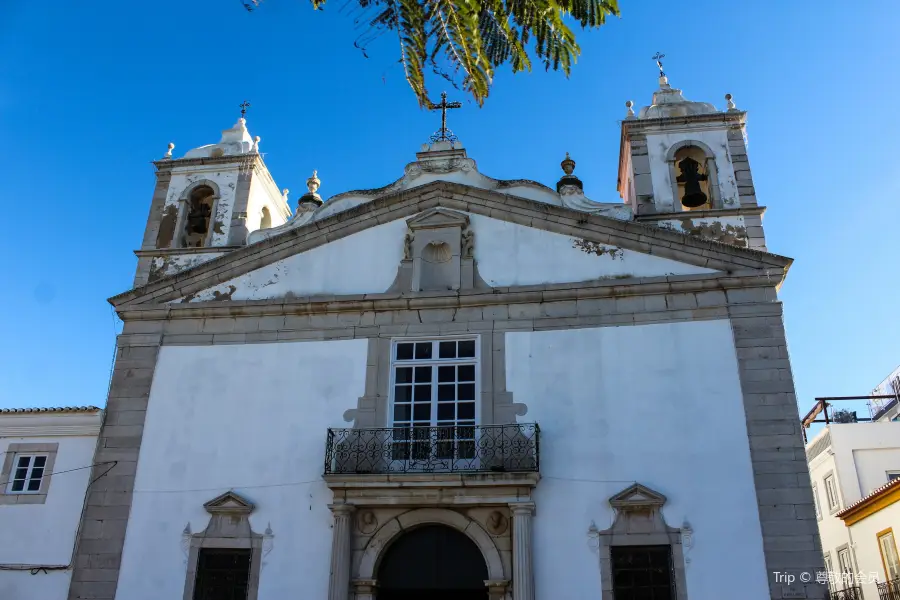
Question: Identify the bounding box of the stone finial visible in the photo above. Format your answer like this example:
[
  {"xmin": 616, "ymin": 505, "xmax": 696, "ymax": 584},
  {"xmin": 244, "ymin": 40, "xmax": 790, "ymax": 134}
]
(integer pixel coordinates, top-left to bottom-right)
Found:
[
  {"xmin": 625, "ymin": 100, "xmax": 635, "ymax": 118},
  {"xmin": 282, "ymin": 188, "xmax": 289, "ymax": 202},
  {"xmin": 164, "ymin": 142, "xmax": 175, "ymax": 159},
  {"xmin": 298, "ymin": 170, "xmax": 323, "ymax": 212},
  {"xmin": 725, "ymin": 93, "xmax": 737, "ymax": 111},
  {"xmin": 252, "ymin": 136, "xmax": 261, "ymax": 153},
  {"xmin": 307, "ymin": 170, "xmax": 321, "ymax": 194},
  {"xmin": 561, "ymin": 152, "xmax": 576, "ymax": 175},
  {"xmin": 557, "ymin": 153, "xmax": 583, "ymax": 195}
]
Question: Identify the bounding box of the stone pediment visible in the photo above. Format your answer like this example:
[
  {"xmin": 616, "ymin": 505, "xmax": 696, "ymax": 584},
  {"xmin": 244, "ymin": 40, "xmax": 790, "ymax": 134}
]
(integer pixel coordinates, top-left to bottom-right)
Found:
[
  {"xmin": 203, "ymin": 491, "xmax": 255, "ymax": 515},
  {"xmin": 109, "ymin": 181, "xmax": 792, "ymax": 308},
  {"xmin": 406, "ymin": 207, "xmax": 469, "ymax": 230},
  {"xmin": 608, "ymin": 483, "xmax": 667, "ymax": 511}
]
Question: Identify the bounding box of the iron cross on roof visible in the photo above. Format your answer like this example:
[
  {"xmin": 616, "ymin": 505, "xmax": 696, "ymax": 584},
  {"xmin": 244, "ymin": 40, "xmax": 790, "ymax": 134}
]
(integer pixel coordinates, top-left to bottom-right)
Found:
[
  {"xmin": 652, "ymin": 52, "xmax": 666, "ymax": 77},
  {"xmin": 239, "ymin": 100, "xmax": 251, "ymax": 119},
  {"xmin": 428, "ymin": 92, "xmax": 463, "ymax": 143}
]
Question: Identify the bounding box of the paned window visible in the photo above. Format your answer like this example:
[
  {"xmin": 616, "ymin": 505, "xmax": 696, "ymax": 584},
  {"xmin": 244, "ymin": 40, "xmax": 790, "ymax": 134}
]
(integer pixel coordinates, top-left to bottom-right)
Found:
[
  {"xmin": 879, "ymin": 530, "xmax": 900, "ymax": 582},
  {"xmin": 838, "ymin": 548, "xmax": 854, "ymax": 581},
  {"xmin": 390, "ymin": 338, "xmax": 478, "ymax": 463},
  {"xmin": 887, "ymin": 471, "xmax": 900, "ymax": 482},
  {"xmin": 192, "ymin": 548, "xmax": 251, "ymax": 600},
  {"xmin": 611, "ymin": 545, "xmax": 674, "ymax": 600},
  {"xmin": 825, "ymin": 474, "xmax": 840, "ymax": 511},
  {"xmin": 6, "ymin": 454, "xmax": 47, "ymax": 494}
]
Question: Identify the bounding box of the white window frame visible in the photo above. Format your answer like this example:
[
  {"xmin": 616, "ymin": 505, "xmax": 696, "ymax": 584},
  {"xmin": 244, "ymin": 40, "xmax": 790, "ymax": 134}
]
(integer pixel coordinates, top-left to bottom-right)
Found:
[
  {"xmin": 6, "ymin": 453, "xmax": 48, "ymax": 495},
  {"xmin": 387, "ymin": 336, "xmax": 481, "ymax": 470},
  {"xmin": 813, "ymin": 482, "xmax": 822, "ymax": 520},
  {"xmin": 825, "ymin": 473, "xmax": 841, "ymax": 512},
  {"xmin": 879, "ymin": 529, "xmax": 900, "ymax": 582}
]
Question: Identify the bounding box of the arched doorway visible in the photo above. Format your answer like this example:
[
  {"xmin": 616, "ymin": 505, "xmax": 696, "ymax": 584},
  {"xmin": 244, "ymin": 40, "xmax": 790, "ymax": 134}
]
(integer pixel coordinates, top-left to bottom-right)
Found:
[{"xmin": 378, "ymin": 524, "xmax": 489, "ymax": 600}]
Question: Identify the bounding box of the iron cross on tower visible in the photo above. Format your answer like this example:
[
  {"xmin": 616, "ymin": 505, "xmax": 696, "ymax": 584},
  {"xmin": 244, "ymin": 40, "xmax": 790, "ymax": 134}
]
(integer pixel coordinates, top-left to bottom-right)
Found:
[
  {"xmin": 652, "ymin": 52, "xmax": 666, "ymax": 77},
  {"xmin": 428, "ymin": 92, "xmax": 463, "ymax": 143},
  {"xmin": 239, "ymin": 100, "xmax": 251, "ymax": 119}
]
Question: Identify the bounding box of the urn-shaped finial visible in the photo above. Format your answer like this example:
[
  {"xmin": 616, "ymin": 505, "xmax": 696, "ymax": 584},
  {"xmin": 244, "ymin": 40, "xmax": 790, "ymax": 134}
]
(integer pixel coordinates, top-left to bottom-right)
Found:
[
  {"xmin": 307, "ymin": 170, "xmax": 321, "ymax": 194},
  {"xmin": 561, "ymin": 152, "xmax": 576, "ymax": 176}
]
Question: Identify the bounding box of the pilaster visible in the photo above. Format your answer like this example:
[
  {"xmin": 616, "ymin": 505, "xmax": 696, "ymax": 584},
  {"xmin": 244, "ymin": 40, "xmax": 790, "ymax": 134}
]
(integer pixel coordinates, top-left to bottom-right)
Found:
[
  {"xmin": 328, "ymin": 503, "xmax": 356, "ymax": 600},
  {"xmin": 509, "ymin": 502, "xmax": 535, "ymax": 600}
]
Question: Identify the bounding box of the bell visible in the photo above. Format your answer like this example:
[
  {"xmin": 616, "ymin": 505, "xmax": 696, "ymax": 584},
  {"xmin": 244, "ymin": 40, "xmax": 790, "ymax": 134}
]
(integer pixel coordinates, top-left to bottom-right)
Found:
[
  {"xmin": 681, "ymin": 186, "xmax": 708, "ymax": 209},
  {"xmin": 676, "ymin": 157, "xmax": 709, "ymax": 209}
]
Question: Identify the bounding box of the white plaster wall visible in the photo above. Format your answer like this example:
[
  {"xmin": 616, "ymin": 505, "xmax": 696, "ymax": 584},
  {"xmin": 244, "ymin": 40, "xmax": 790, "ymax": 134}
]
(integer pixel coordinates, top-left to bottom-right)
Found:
[
  {"xmin": 646, "ymin": 130, "xmax": 739, "ymax": 212},
  {"xmin": 186, "ymin": 219, "xmax": 409, "ymax": 302},
  {"xmin": 0, "ymin": 435, "xmax": 98, "ymax": 600},
  {"xmin": 115, "ymin": 340, "xmax": 368, "ymax": 600},
  {"xmin": 246, "ymin": 171, "xmax": 288, "ymax": 236},
  {"xmin": 846, "ymin": 504, "xmax": 900, "ymax": 598},
  {"xmin": 151, "ymin": 252, "xmax": 226, "ymax": 279},
  {"xmin": 470, "ymin": 214, "xmax": 715, "ymax": 287},
  {"xmin": 165, "ymin": 167, "xmax": 240, "ymax": 247},
  {"xmin": 808, "ymin": 450, "xmax": 852, "ymax": 571},
  {"xmin": 506, "ymin": 320, "xmax": 769, "ymax": 600},
  {"xmin": 185, "ymin": 212, "xmax": 715, "ymax": 302},
  {"xmin": 829, "ymin": 423, "xmax": 900, "ymax": 503}
]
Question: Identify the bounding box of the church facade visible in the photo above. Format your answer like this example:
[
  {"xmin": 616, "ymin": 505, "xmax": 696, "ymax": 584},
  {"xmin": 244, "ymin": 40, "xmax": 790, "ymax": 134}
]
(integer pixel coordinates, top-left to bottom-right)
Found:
[{"xmin": 66, "ymin": 74, "xmax": 823, "ymax": 600}]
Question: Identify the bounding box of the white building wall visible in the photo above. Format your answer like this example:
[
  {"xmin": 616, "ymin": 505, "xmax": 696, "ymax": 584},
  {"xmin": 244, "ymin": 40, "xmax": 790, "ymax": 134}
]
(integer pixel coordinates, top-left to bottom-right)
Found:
[
  {"xmin": 830, "ymin": 423, "xmax": 900, "ymax": 503},
  {"xmin": 164, "ymin": 167, "xmax": 240, "ymax": 247},
  {"xmin": 183, "ymin": 213, "xmax": 716, "ymax": 302},
  {"xmin": 115, "ymin": 340, "xmax": 369, "ymax": 600},
  {"xmin": 808, "ymin": 449, "xmax": 852, "ymax": 574},
  {"xmin": 0, "ymin": 435, "xmax": 98, "ymax": 600},
  {"xmin": 846, "ymin": 504, "xmax": 900, "ymax": 598},
  {"xmin": 246, "ymin": 169, "xmax": 289, "ymax": 236},
  {"xmin": 645, "ymin": 130, "xmax": 740, "ymax": 212},
  {"xmin": 506, "ymin": 319, "xmax": 770, "ymax": 600}
]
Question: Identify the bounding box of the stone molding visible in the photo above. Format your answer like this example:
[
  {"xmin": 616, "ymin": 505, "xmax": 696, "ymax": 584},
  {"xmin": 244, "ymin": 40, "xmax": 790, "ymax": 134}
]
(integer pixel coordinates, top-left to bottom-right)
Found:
[
  {"xmin": 0, "ymin": 442, "xmax": 59, "ymax": 505},
  {"xmin": 344, "ymin": 332, "xmax": 525, "ymax": 429},
  {"xmin": 182, "ymin": 490, "xmax": 264, "ymax": 600},
  {"xmin": 636, "ymin": 206, "xmax": 766, "ymax": 221},
  {"xmin": 592, "ymin": 483, "xmax": 688, "ymax": 600},
  {"xmin": 110, "ymin": 181, "xmax": 792, "ymax": 308}
]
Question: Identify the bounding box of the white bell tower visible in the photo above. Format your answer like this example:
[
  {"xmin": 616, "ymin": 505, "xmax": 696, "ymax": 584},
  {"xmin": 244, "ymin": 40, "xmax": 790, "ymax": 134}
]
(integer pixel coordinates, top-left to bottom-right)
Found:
[
  {"xmin": 133, "ymin": 111, "xmax": 291, "ymax": 287},
  {"xmin": 617, "ymin": 59, "xmax": 766, "ymax": 251}
]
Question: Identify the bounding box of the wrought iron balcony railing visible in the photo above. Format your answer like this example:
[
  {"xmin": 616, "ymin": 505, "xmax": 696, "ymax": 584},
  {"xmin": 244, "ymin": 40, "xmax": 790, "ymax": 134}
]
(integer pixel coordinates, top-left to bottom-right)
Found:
[
  {"xmin": 831, "ymin": 586, "xmax": 864, "ymax": 600},
  {"xmin": 878, "ymin": 579, "xmax": 900, "ymax": 600},
  {"xmin": 324, "ymin": 423, "xmax": 540, "ymax": 475}
]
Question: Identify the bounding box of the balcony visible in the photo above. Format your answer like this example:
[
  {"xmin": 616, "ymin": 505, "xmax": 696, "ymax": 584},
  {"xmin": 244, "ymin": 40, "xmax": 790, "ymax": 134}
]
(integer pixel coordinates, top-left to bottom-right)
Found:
[
  {"xmin": 324, "ymin": 423, "xmax": 540, "ymax": 475},
  {"xmin": 831, "ymin": 586, "xmax": 864, "ymax": 600},
  {"xmin": 878, "ymin": 579, "xmax": 900, "ymax": 600}
]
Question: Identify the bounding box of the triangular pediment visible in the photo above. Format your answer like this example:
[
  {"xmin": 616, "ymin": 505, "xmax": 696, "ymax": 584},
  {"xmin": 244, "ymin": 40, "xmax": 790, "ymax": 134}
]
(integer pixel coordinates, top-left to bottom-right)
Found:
[
  {"xmin": 406, "ymin": 207, "xmax": 469, "ymax": 230},
  {"xmin": 111, "ymin": 181, "xmax": 792, "ymax": 308},
  {"xmin": 203, "ymin": 491, "xmax": 255, "ymax": 515},
  {"xmin": 609, "ymin": 483, "xmax": 667, "ymax": 510}
]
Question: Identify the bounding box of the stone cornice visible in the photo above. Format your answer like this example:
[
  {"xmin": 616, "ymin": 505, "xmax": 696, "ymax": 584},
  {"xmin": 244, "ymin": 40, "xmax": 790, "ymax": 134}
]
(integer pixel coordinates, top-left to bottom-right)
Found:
[
  {"xmin": 153, "ymin": 153, "xmax": 261, "ymax": 171},
  {"xmin": 114, "ymin": 270, "xmax": 783, "ymax": 321},
  {"xmin": 636, "ymin": 206, "xmax": 767, "ymax": 221},
  {"xmin": 0, "ymin": 413, "xmax": 103, "ymax": 437},
  {"xmin": 133, "ymin": 247, "xmax": 240, "ymax": 258},
  {"xmin": 109, "ymin": 181, "xmax": 792, "ymax": 308},
  {"xmin": 622, "ymin": 110, "xmax": 747, "ymax": 133}
]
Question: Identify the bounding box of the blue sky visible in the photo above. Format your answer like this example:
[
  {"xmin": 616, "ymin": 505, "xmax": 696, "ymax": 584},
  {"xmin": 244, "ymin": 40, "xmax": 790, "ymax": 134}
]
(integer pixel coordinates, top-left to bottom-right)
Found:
[{"xmin": 1, "ymin": 0, "xmax": 897, "ymax": 426}]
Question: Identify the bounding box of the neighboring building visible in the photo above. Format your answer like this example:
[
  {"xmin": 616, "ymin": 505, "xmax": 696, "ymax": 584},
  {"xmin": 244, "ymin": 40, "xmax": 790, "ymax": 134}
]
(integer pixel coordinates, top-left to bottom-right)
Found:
[
  {"xmin": 0, "ymin": 406, "xmax": 102, "ymax": 600},
  {"xmin": 65, "ymin": 70, "xmax": 823, "ymax": 600},
  {"xmin": 805, "ymin": 417, "xmax": 900, "ymax": 600},
  {"xmin": 836, "ymin": 478, "xmax": 900, "ymax": 600},
  {"xmin": 870, "ymin": 365, "xmax": 900, "ymax": 423}
]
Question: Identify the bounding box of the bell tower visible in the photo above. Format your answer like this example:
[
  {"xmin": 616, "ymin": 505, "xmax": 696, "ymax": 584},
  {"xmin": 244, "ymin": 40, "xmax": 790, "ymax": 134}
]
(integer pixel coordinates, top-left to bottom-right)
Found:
[
  {"xmin": 617, "ymin": 59, "xmax": 766, "ymax": 250},
  {"xmin": 133, "ymin": 112, "xmax": 292, "ymax": 287}
]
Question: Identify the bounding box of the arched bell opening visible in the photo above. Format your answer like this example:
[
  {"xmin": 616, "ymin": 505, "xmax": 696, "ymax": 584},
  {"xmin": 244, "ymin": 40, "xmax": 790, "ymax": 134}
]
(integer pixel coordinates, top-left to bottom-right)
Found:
[
  {"xmin": 665, "ymin": 140, "xmax": 721, "ymax": 212},
  {"xmin": 376, "ymin": 524, "xmax": 489, "ymax": 600}
]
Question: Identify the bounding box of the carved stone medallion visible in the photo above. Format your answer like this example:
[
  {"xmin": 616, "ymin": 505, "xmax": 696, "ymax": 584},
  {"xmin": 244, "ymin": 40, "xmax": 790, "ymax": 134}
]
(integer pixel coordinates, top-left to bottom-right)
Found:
[
  {"xmin": 357, "ymin": 510, "xmax": 378, "ymax": 535},
  {"xmin": 485, "ymin": 510, "xmax": 509, "ymax": 535}
]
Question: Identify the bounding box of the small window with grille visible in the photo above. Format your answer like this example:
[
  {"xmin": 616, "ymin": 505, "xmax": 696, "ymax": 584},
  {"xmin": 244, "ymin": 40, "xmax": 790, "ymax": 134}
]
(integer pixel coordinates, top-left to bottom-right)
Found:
[
  {"xmin": 389, "ymin": 338, "xmax": 479, "ymax": 465},
  {"xmin": 611, "ymin": 545, "xmax": 675, "ymax": 600},
  {"xmin": 192, "ymin": 548, "xmax": 252, "ymax": 600}
]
